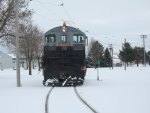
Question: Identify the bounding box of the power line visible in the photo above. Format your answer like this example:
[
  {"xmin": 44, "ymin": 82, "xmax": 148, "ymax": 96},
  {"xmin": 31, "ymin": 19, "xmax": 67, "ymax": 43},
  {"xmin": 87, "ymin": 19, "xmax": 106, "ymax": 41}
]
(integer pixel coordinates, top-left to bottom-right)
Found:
[
  {"xmin": 60, "ymin": 4, "xmax": 73, "ymax": 21},
  {"xmin": 109, "ymin": 44, "xmax": 113, "ymax": 69},
  {"xmin": 60, "ymin": 0, "xmax": 63, "ymax": 3},
  {"xmin": 35, "ymin": 0, "xmax": 63, "ymax": 21},
  {"xmin": 35, "ymin": 1, "xmax": 58, "ymax": 6},
  {"xmin": 59, "ymin": 0, "xmax": 76, "ymax": 27},
  {"xmin": 34, "ymin": 0, "xmax": 77, "ymax": 27},
  {"xmin": 30, "ymin": 0, "xmax": 85, "ymax": 30},
  {"xmin": 33, "ymin": 10, "xmax": 63, "ymax": 22}
]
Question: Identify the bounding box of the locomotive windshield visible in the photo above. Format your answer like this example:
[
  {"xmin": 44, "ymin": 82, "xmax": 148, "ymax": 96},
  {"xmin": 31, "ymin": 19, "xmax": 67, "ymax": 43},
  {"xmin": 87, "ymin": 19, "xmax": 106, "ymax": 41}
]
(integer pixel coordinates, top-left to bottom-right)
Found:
[
  {"xmin": 61, "ymin": 35, "xmax": 67, "ymax": 43},
  {"xmin": 73, "ymin": 35, "xmax": 84, "ymax": 43},
  {"xmin": 45, "ymin": 34, "xmax": 56, "ymax": 44}
]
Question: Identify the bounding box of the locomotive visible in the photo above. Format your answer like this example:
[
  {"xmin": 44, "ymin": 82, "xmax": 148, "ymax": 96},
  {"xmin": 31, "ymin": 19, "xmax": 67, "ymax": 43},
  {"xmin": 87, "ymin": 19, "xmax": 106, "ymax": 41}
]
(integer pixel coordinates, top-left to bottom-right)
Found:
[{"xmin": 42, "ymin": 22, "xmax": 88, "ymax": 86}]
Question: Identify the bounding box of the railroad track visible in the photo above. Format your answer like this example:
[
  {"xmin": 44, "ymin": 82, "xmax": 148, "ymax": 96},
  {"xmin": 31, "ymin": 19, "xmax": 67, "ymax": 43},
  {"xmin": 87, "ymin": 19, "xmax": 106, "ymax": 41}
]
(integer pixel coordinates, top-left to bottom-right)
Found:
[
  {"xmin": 74, "ymin": 87, "xmax": 99, "ymax": 113},
  {"xmin": 45, "ymin": 87, "xmax": 54, "ymax": 113},
  {"xmin": 45, "ymin": 87, "xmax": 99, "ymax": 113}
]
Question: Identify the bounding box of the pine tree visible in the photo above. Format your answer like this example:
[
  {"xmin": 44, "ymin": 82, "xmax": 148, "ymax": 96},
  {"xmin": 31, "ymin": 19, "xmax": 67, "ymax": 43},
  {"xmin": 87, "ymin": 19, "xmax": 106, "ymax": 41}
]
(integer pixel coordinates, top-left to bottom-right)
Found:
[
  {"xmin": 103, "ymin": 48, "xmax": 112, "ymax": 67},
  {"xmin": 134, "ymin": 47, "xmax": 144, "ymax": 66},
  {"xmin": 147, "ymin": 51, "xmax": 150, "ymax": 65},
  {"xmin": 119, "ymin": 42, "xmax": 135, "ymax": 66}
]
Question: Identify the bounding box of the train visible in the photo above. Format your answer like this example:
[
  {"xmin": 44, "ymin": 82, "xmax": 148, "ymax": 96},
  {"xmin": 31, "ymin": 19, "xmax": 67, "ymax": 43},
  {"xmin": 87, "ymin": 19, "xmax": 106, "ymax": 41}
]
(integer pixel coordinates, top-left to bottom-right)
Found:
[{"xmin": 42, "ymin": 22, "xmax": 88, "ymax": 86}]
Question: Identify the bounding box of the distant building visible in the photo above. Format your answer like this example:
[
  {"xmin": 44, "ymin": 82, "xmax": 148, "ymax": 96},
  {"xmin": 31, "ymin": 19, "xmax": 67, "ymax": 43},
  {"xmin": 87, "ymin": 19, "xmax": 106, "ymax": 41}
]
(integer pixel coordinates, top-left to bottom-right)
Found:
[
  {"xmin": 0, "ymin": 51, "xmax": 15, "ymax": 70},
  {"xmin": 0, "ymin": 51, "xmax": 39, "ymax": 70},
  {"xmin": 113, "ymin": 53, "xmax": 122, "ymax": 67},
  {"xmin": 12, "ymin": 57, "xmax": 27, "ymax": 70}
]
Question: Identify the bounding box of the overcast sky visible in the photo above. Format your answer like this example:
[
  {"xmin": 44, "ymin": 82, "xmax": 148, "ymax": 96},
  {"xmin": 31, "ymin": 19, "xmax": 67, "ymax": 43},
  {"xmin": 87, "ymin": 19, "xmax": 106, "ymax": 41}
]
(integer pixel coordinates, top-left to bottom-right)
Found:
[{"xmin": 29, "ymin": 0, "xmax": 150, "ymax": 52}]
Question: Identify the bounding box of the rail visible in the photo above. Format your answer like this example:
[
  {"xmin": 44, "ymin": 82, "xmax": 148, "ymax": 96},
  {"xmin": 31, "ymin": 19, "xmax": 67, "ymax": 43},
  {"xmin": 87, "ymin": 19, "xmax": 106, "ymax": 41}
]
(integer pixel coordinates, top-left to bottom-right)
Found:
[
  {"xmin": 45, "ymin": 87, "xmax": 54, "ymax": 113},
  {"xmin": 74, "ymin": 87, "xmax": 99, "ymax": 113}
]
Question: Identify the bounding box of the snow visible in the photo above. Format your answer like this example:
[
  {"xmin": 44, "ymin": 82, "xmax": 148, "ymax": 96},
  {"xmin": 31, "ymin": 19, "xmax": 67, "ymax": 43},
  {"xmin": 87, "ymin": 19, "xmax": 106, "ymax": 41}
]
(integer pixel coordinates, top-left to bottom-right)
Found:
[
  {"xmin": 79, "ymin": 67, "xmax": 150, "ymax": 113},
  {"xmin": 49, "ymin": 87, "xmax": 91, "ymax": 113},
  {"xmin": 0, "ymin": 66, "xmax": 150, "ymax": 113}
]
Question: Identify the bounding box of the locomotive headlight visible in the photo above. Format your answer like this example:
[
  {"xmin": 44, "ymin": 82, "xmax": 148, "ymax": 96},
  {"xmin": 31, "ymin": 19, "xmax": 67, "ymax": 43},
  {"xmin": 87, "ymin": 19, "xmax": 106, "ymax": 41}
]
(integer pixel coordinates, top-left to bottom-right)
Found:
[
  {"xmin": 62, "ymin": 22, "xmax": 67, "ymax": 32},
  {"xmin": 62, "ymin": 26, "xmax": 66, "ymax": 32}
]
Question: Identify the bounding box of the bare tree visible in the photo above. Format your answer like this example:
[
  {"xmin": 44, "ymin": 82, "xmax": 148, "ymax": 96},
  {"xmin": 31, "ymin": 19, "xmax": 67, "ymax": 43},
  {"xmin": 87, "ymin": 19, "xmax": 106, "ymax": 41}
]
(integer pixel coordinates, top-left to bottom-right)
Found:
[
  {"xmin": 19, "ymin": 21, "xmax": 33, "ymax": 75},
  {"xmin": 31, "ymin": 26, "xmax": 43, "ymax": 71},
  {"xmin": 0, "ymin": 0, "xmax": 32, "ymax": 39},
  {"xmin": 87, "ymin": 38, "xmax": 103, "ymax": 67},
  {"xmin": 19, "ymin": 20, "xmax": 43, "ymax": 75},
  {"xmin": 0, "ymin": 0, "xmax": 43, "ymax": 75}
]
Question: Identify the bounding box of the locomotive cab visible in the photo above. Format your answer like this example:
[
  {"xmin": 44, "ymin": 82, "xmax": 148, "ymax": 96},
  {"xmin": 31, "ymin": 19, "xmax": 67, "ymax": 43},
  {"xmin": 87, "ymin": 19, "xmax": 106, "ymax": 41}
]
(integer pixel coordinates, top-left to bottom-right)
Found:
[{"xmin": 42, "ymin": 23, "xmax": 88, "ymax": 86}]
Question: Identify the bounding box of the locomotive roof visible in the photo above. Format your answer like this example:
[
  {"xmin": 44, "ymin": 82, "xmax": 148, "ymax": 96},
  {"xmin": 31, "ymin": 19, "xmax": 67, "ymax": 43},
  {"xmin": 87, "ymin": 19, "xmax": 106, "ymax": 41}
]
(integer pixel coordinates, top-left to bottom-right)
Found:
[{"xmin": 44, "ymin": 26, "xmax": 87, "ymax": 37}]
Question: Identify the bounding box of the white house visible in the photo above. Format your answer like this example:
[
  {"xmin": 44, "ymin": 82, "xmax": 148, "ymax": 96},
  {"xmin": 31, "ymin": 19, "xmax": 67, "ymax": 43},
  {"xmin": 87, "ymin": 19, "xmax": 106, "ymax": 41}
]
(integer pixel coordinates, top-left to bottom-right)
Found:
[
  {"xmin": 0, "ymin": 51, "xmax": 15, "ymax": 70},
  {"xmin": 113, "ymin": 53, "xmax": 122, "ymax": 66}
]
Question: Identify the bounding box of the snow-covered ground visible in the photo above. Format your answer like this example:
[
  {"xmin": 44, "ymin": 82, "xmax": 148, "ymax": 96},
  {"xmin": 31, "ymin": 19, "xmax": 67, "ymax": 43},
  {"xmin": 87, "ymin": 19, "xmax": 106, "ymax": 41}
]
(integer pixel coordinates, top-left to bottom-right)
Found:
[{"xmin": 0, "ymin": 66, "xmax": 150, "ymax": 113}]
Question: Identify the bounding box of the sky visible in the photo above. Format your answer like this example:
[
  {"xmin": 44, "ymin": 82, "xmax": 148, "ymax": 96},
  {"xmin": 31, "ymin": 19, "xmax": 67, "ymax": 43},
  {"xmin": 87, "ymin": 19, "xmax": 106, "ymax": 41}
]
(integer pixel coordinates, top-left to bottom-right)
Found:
[{"xmin": 29, "ymin": 0, "xmax": 150, "ymax": 52}]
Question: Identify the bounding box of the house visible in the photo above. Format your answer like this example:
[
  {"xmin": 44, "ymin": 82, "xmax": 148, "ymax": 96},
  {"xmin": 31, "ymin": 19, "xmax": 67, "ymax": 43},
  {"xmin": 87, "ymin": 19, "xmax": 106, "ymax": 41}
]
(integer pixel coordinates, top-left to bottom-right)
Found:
[
  {"xmin": 113, "ymin": 53, "xmax": 122, "ymax": 67},
  {"xmin": 0, "ymin": 51, "xmax": 15, "ymax": 70}
]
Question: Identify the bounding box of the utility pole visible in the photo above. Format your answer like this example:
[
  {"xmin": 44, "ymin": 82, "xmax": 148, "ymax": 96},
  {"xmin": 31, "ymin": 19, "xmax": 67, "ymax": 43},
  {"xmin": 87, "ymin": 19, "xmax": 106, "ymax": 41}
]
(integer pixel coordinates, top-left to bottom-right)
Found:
[
  {"xmin": 15, "ymin": 0, "xmax": 21, "ymax": 87},
  {"xmin": 97, "ymin": 66, "xmax": 99, "ymax": 81},
  {"xmin": 109, "ymin": 44, "xmax": 113, "ymax": 69},
  {"xmin": 0, "ymin": 0, "xmax": 3, "ymax": 9},
  {"xmin": 0, "ymin": 0, "xmax": 1, "ymax": 6},
  {"xmin": 95, "ymin": 58, "xmax": 100, "ymax": 81},
  {"xmin": 124, "ymin": 38, "xmax": 126, "ymax": 70},
  {"xmin": 141, "ymin": 35, "xmax": 147, "ymax": 66}
]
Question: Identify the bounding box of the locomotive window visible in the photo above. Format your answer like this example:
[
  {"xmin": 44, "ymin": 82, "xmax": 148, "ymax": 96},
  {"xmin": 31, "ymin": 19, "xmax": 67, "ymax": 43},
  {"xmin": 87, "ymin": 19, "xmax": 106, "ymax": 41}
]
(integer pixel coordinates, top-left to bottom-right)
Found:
[
  {"xmin": 61, "ymin": 35, "xmax": 67, "ymax": 43},
  {"xmin": 73, "ymin": 35, "xmax": 84, "ymax": 43},
  {"xmin": 86, "ymin": 37, "xmax": 88, "ymax": 45},
  {"xmin": 78, "ymin": 36, "xmax": 84, "ymax": 43},
  {"xmin": 73, "ymin": 36, "xmax": 78, "ymax": 43},
  {"xmin": 47, "ymin": 35, "xmax": 55, "ymax": 43}
]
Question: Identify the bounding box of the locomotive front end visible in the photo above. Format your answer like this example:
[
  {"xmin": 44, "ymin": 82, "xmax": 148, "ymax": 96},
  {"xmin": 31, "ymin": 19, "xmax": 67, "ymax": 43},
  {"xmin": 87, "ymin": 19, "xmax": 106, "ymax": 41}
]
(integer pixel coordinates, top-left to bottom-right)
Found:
[{"xmin": 42, "ymin": 23, "xmax": 88, "ymax": 86}]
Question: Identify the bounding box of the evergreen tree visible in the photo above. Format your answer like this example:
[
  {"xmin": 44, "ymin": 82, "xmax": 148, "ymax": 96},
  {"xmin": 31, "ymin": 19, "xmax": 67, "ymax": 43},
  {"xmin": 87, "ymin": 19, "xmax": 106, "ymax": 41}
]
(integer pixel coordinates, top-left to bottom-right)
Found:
[
  {"xmin": 134, "ymin": 47, "xmax": 144, "ymax": 66},
  {"xmin": 103, "ymin": 48, "xmax": 112, "ymax": 67},
  {"xmin": 147, "ymin": 51, "xmax": 150, "ymax": 65},
  {"xmin": 119, "ymin": 42, "xmax": 135, "ymax": 66},
  {"xmin": 86, "ymin": 52, "xmax": 94, "ymax": 68}
]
